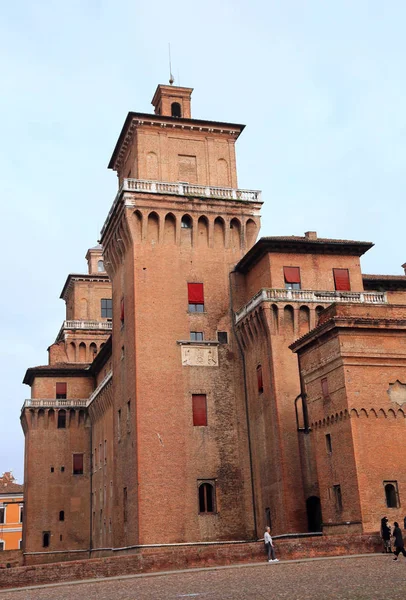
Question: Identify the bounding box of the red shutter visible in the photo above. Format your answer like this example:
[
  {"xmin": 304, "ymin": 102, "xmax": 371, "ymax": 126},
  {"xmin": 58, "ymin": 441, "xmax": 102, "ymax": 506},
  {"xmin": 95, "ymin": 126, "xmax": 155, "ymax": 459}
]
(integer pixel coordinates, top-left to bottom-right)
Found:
[
  {"xmin": 257, "ymin": 365, "xmax": 264, "ymax": 393},
  {"xmin": 333, "ymin": 269, "xmax": 350, "ymax": 291},
  {"xmin": 56, "ymin": 383, "xmax": 67, "ymax": 396},
  {"xmin": 192, "ymin": 395, "xmax": 207, "ymax": 426},
  {"xmin": 73, "ymin": 454, "xmax": 83, "ymax": 474},
  {"xmin": 188, "ymin": 283, "xmax": 204, "ymax": 304},
  {"xmin": 283, "ymin": 267, "xmax": 301, "ymax": 284},
  {"xmin": 321, "ymin": 378, "xmax": 329, "ymax": 399},
  {"xmin": 120, "ymin": 298, "xmax": 125, "ymax": 322}
]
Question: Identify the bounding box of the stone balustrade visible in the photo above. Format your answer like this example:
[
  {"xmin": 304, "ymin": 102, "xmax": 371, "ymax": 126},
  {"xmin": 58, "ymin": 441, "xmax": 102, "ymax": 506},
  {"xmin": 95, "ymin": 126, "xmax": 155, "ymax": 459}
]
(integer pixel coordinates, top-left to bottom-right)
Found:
[
  {"xmin": 24, "ymin": 399, "xmax": 88, "ymax": 408},
  {"xmin": 235, "ymin": 288, "xmax": 387, "ymax": 324},
  {"xmin": 63, "ymin": 320, "xmax": 112, "ymax": 330}
]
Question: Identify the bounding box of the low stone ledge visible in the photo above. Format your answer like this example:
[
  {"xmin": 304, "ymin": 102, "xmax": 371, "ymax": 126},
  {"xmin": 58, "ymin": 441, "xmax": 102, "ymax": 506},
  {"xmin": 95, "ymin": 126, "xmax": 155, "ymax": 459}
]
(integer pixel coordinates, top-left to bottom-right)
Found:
[{"xmin": 0, "ymin": 534, "xmax": 381, "ymax": 590}]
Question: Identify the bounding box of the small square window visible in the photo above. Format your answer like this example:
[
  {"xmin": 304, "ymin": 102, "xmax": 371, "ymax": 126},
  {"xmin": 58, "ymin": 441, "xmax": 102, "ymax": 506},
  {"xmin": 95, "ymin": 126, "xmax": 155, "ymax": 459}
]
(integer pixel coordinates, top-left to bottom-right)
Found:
[
  {"xmin": 217, "ymin": 331, "xmax": 228, "ymax": 344},
  {"xmin": 190, "ymin": 332, "xmax": 204, "ymax": 341},
  {"xmin": 189, "ymin": 303, "xmax": 204, "ymax": 313}
]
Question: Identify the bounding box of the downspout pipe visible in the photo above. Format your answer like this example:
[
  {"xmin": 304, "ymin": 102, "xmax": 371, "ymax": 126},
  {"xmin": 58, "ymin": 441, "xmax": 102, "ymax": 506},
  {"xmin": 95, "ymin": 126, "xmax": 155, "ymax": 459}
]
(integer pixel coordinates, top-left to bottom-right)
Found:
[{"xmin": 229, "ymin": 270, "xmax": 258, "ymax": 538}]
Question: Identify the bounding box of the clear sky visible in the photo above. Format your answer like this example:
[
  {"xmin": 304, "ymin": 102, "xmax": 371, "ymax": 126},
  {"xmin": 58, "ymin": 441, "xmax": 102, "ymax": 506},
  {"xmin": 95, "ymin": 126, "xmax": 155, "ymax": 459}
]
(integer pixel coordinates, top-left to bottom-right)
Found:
[{"xmin": 1, "ymin": 0, "xmax": 405, "ymax": 482}]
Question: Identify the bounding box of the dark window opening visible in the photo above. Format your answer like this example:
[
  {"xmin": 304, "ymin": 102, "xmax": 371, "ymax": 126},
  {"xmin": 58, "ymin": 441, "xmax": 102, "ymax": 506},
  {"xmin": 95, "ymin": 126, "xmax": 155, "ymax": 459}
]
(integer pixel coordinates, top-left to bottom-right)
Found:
[
  {"xmin": 19, "ymin": 506, "xmax": 23, "ymax": 523},
  {"xmin": 0, "ymin": 508, "xmax": 4, "ymax": 524},
  {"xmin": 60, "ymin": 534, "xmax": 63, "ymax": 541},
  {"xmin": 265, "ymin": 507, "xmax": 272, "ymax": 528},
  {"xmin": 73, "ymin": 453, "xmax": 84, "ymax": 475},
  {"xmin": 171, "ymin": 102, "xmax": 182, "ymax": 118},
  {"xmin": 61, "ymin": 466, "xmax": 65, "ymax": 472},
  {"xmin": 385, "ymin": 481, "xmax": 400, "ymax": 508},
  {"xmin": 101, "ymin": 298, "xmax": 113, "ymax": 319},
  {"xmin": 181, "ymin": 215, "xmax": 192, "ymax": 229},
  {"xmin": 217, "ymin": 331, "xmax": 228, "ymax": 344},
  {"xmin": 306, "ymin": 496, "xmax": 323, "ymax": 532},
  {"xmin": 257, "ymin": 365, "xmax": 264, "ymax": 394},
  {"xmin": 333, "ymin": 268, "xmax": 351, "ymax": 291},
  {"xmin": 284, "ymin": 266, "xmax": 301, "ymax": 290},
  {"xmin": 188, "ymin": 282, "xmax": 204, "ymax": 312},
  {"xmin": 199, "ymin": 482, "xmax": 215, "ymax": 513},
  {"xmin": 123, "ymin": 487, "xmax": 128, "ymax": 523},
  {"xmin": 50, "ymin": 467, "xmax": 54, "ymax": 473},
  {"xmin": 190, "ymin": 331, "xmax": 204, "ymax": 341},
  {"xmin": 0, "ymin": 542, "xmax": 4, "ymax": 551},
  {"xmin": 56, "ymin": 382, "xmax": 67, "ymax": 399},
  {"xmin": 42, "ymin": 532, "xmax": 50, "ymax": 548},
  {"xmin": 192, "ymin": 394, "xmax": 207, "ymax": 426},
  {"xmin": 326, "ymin": 434, "xmax": 332, "ymax": 454},
  {"xmin": 333, "ymin": 484, "xmax": 343, "ymax": 512},
  {"xmin": 57, "ymin": 410, "xmax": 66, "ymax": 429},
  {"xmin": 59, "ymin": 511, "xmax": 64, "ymax": 522}
]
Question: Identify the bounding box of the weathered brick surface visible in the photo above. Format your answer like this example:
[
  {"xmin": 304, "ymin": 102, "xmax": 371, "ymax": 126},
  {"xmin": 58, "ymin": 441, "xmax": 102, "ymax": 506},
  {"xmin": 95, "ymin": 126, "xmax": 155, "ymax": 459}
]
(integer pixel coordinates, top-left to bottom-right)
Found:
[
  {"xmin": 0, "ymin": 535, "xmax": 380, "ymax": 590},
  {"xmin": 0, "ymin": 550, "xmax": 23, "ymax": 569}
]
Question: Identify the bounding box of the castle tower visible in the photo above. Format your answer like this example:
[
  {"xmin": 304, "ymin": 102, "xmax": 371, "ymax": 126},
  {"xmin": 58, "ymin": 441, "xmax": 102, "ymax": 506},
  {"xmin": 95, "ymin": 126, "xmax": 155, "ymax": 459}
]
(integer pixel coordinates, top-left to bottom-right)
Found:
[{"xmin": 100, "ymin": 84, "xmax": 262, "ymax": 546}]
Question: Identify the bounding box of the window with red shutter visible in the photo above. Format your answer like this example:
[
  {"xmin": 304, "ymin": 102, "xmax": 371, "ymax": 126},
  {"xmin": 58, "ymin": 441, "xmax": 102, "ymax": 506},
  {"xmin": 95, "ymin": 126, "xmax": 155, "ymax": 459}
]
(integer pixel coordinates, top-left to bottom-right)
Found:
[
  {"xmin": 333, "ymin": 269, "xmax": 351, "ymax": 291},
  {"xmin": 56, "ymin": 382, "xmax": 67, "ymax": 399},
  {"xmin": 284, "ymin": 267, "xmax": 301, "ymax": 290},
  {"xmin": 188, "ymin": 283, "xmax": 204, "ymax": 312},
  {"xmin": 192, "ymin": 394, "xmax": 207, "ymax": 426},
  {"xmin": 73, "ymin": 453, "xmax": 84, "ymax": 475},
  {"xmin": 257, "ymin": 365, "xmax": 264, "ymax": 394},
  {"xmin": 321, "ymin": 378, "xmax": 329, "ymax": 400}
]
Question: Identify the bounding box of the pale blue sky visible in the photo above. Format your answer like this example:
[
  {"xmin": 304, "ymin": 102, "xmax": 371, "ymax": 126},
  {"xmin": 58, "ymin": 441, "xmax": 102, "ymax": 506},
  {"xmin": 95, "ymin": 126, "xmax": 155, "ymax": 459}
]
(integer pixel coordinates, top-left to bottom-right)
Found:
[{"xmin": 1, "ymin": 1, "xmax": 405, "ymax": 481}]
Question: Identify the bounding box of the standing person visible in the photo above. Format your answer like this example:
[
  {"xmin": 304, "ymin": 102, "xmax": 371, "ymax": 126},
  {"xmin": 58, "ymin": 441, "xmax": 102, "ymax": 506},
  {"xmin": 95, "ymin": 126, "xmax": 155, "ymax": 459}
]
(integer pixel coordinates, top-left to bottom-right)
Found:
[
  {"xmin": 392, "ymin": 522, "xmax": 406, "ymax": 560},
  {"xmin": 264, "ymin": 526, "xmax": 279, "ymax": 563},
  {"xmin": 381, "ymin": 517, "xmax": 392, "ymax": 553}
]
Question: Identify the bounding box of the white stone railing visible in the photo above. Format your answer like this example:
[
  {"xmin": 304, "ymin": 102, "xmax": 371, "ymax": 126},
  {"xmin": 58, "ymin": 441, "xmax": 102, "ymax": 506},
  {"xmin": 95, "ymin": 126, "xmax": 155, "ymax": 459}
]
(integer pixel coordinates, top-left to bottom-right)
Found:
[
  {"xmin": 235, "ymin": 288, "xmax": 387, "ymax": 324},
  {"xmin": 24, "ymin": 399, "xmax": 88, "ymax": 408},
  {"xmin": 123, "ymin": 178, "xmax": 262, "ymax": 202},
  {"xmin": 87, "ymin": 371, "xmax": 113, "ymax": 406},
  {"xmin": 63, "ymin": 320, "xmax": 112, "ymax": 330}
]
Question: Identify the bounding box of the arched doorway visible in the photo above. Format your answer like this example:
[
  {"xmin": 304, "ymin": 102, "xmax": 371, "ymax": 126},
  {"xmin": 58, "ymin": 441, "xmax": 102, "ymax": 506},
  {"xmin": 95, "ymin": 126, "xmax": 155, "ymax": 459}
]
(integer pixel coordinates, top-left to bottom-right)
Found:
[{"xmin": 306, "ymin": 496, "xmax": 322, "ymax": 532}]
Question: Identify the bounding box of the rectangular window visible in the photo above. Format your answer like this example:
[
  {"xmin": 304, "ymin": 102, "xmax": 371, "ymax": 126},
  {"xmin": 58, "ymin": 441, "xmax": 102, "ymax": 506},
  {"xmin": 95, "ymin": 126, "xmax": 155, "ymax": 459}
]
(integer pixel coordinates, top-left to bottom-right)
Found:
[
  {"xmin": 333, "ymin": 484, "xmax": 343, "ymax": 511},
  {"xmin": 127, "ymin": 400, "xmax": 131, "ymax": 433},
  {"xmin": 325, "ymin": 434, "xmax": 332, "ymax": 454},
  {"xmin": 123, "ymin": 487, "xmax": 128, "ymax": 523},
  {"xmin": 57, "ymin": 410, "xmax": 66, "ymax": 429},
  {"xmin": 118, "ymin": 409, "xmax": 122, "ymax": 440},
  {"xmin": 0, "ymin": 541, "xmax": 4, "ymax": 551},
  {"xmin": 384, "ymin": 480, "xmax": 400, "ymax": 508},
  {"xmin": 0, "ymin": 507, "xmax": 4, "ymax": 524},
  {"xmin": 56, "ymin": 382, "xmax": 67, "ymax": 399},
  {"xmin": 333, "ymin": 268, "xmax": 351, "ymax": 291},
  {"xmin": 19, "ymin": 506, "xmax": 23, "ymax": 523},
  {"xmin": 321, "ymin": 377, "xmax": 330, "ymax": 400},
  {"xmin": 190, "ymin": 331, "xmax": 204, "ymax": 341},
  {"xmin": 284, "ymin": 266, "xmax": 301, "ymax": 290},
  {"xmin": 101, "ymin": 298, "xmax": 113, "ymax": 319},
  {"xmin": 188, "ymin": 283, "xmax": 204, "ymax": 312},
  {"xmin": 192, "ymin": 394, "xmax": 207, "ymax": 426},
  {"xmin": 257, "ymin": 365, "xmax": 264, "ymax": 394},
  {"xmin": 217, "ymin": 331, "xmax": 228, "ymax": 344},
  {"xmin": 42, "ymin": 532, "xmax": 50, "ymax": 548},
  {"xmin": 19, "ymin": 539, "xmax": 22, "ymax": 549},
  {"xmin": 73, "ymin": 453, "xmax": 84, "ymax": 475},
  {"xmin": 198, "ymin": 480, "xmax": 216, "ymax": 513}
]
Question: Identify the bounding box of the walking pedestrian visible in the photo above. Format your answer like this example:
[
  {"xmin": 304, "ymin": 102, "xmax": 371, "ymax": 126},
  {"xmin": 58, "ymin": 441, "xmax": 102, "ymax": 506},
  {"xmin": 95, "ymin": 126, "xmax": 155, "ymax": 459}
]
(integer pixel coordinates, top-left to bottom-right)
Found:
[
  {"xmin": 392, "ymin": 522, "xmax": 406, "ymax": 560},
  {"xmin": 381, "ymin": 517, "xmax": 392, "ymax": 553},
  {"xmin": 264, "ymin": 526, "xmax": 279, "ymax": 563}
]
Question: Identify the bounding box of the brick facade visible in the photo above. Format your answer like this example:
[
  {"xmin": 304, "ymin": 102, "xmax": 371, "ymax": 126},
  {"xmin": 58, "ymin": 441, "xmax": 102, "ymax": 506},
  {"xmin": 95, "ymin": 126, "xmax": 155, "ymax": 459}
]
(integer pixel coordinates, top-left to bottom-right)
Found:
[{"xmin": 20, "ymin": 83, "xmax": 406, "ymax": 566}]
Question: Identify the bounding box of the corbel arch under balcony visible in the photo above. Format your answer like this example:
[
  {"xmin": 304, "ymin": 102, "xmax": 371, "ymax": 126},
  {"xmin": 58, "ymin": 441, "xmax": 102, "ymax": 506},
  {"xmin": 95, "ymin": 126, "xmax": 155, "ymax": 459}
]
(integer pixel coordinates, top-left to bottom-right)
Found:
[
  {"xmin": 230, "ymin": 218, "xmax": 241, "ymax": 250},
  {"xmin": 147, "ymin": 211, "xmax": 159, "ymax": 243},
  {"xmin": 197, "ymin": 215, "xmax": 209, "ymax": 247},
  {"xmin": 213, "ymin": 216, "xmax": 225, "ymax": 248},
  {"xmin": 245, "ymin": 218, "xmax": 258, "ymax": 249},
  {"xmin": 180, "ymin": 214, "xmax": 193, "ymax": 246},
  {"xmin": 164, "ymin": 212, "xmax": 176, "ymax": 244}
]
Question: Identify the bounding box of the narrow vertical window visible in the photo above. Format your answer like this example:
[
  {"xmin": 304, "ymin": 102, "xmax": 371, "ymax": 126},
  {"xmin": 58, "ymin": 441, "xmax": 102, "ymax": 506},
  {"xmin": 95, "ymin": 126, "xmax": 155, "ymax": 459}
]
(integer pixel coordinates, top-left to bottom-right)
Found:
[
  {"xmin": 104, "ymin": 440, "xmax": 107, "ymax": 464},
  {"xmin": 120, "ymin": 298, "xmax": 125, "ymax": 325},
  {"xmin": 59, "ymin": 510, "xmax": 65, "ymax": 521},
  {"xmin": 321, "ymin": 378, "xmax": 330, "ymax": 400},
  {"xmin": 257, "ymin": 365, "xmax": 264, "ymax": 394},
  {"xmin": 283, "ymin": 267, "xmax": 301, "ymax": 290},
  {"xmin": 127, "ymin": 400, "xmax": 131, "ymax": 433},
  {"xmin": 73, "ymin": 453, "xmax": 84, "ymax": 475},
  {"xmin": 198, "ymin": 481, "xmax": 215, "ymax": 513},
  {"xmin": 19, "ymin": 506, "xmax": 23, "ymax": 523},
  {"xmin": 118, "ymin": 409, "xmax": 121, "ymax": 440},
  {"xmin": 171, "ymin": 102, "xmax": 182, "ymax": 117},
  {"xmin": 97, "ymin": 260, "xmax": 104, "ymax": 272},
  {"xmin": 325, "ymin": 434, "xmax": 332, "ymax": 454},
  {"xmin": 333, "ymin": 485, "xmax": 343, "ymax": 511},
  {"xmin": 192, "ymin": 394, "xmax": 207, "ymax": 426},
  {"xmin": 188, "ymin": 283, "xmax": 204, "ymax": 312},
  {"xmin": 123, "ymin": 487, "xmax": 128, "ymax": 523},
  {"xmin": 384, "ymin": 481, "xmax": 400, "ymax": 508},
  {"xmin": 0, "ymin": 508, "xmax": 4, "ymax": 524},
  {"xmin": 42, "ymin": 532, "xmax": 50, "ymax": 548},
  {"xmin": 56, "ymin": 383, "xmax": 67, "ymax": 399},
  {"xmin": 333, "ymin": 268, "xmax": 351, "ymax": 291}
]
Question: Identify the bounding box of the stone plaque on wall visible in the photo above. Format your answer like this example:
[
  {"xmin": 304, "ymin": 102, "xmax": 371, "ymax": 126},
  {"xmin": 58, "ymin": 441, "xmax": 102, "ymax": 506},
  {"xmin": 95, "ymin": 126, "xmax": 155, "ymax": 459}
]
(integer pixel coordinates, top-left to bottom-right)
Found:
[
  {"xmin": 181, "ymin": 345, "xmax": 218, "ymax": 367},
  {"xmin": 388, "ymin": 380, "xmax": 406, "ymax": 406}
]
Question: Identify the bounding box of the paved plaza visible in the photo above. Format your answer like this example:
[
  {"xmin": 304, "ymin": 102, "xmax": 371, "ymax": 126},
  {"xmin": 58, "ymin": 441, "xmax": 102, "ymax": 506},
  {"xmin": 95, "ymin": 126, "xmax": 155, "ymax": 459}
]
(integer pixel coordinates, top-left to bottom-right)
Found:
[{"xmin": 1, "ymin": 555, "xmax": 406, "ymax": 600}]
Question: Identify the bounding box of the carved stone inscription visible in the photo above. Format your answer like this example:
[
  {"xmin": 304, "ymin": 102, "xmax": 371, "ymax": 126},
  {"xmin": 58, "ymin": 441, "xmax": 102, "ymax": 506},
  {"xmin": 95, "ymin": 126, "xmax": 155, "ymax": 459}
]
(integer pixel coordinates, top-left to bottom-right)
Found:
[{"xmin": 181, "ymin": 345, "xmax": 218, "ymax": 367}]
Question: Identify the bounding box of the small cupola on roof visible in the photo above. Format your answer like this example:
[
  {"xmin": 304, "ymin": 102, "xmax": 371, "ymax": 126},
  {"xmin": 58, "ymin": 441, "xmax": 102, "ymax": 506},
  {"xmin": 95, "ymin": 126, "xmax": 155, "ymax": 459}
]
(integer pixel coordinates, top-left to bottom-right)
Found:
[
  {"xmin": 85, "ymin": 244, "xmax": 105, "ymax": 275},
  {"xmin": 151, "ymin": 84, "xmax": 193, "ymax": 118}
]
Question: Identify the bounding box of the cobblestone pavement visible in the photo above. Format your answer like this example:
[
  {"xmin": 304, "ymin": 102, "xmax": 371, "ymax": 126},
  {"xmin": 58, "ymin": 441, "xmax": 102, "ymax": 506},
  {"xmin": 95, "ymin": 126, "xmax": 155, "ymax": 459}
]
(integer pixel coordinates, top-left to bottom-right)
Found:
[{"xmin": 1, "ymin": 555, "xmax": 406, "ymax": 600}]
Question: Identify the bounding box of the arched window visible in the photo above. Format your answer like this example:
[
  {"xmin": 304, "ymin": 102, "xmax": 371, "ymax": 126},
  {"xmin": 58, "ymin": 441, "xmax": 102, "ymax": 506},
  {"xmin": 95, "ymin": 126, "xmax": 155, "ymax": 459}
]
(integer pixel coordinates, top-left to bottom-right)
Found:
[
  {"xmin": 385, "ymin": 482, "xmax": 399, "ymax": 508},
  {"xmin": 181, "ymin": 215, "xmax": 192, "ymax": 229},
  {"xmin": 171, "ymin": 102, "xmax": 182, "ymax": 118},
  {"xmin": 59, "ymin": 510, "xmax": 65, "ymax": 522},
  {"xmin": 57, "ymin": 410, "xmax": 66, "ymax": 429},
  {"xmin": 198, "ymin": 482, "xmax": 215, "ymax": 513},
  {"xmin": 42, "ymin": 532, "xmax": 50, "ymax": 548},
  {"xmin": 98, "ymin": 260, "xmax": 104, "ymax": 272}
]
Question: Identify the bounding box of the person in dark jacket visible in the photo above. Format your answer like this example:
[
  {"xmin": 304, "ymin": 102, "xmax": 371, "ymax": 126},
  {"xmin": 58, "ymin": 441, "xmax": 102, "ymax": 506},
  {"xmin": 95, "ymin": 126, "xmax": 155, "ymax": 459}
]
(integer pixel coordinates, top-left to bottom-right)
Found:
[
  {"xmin": 392, "ymin": 522, "xmax": 406, "ymax": 560},
  {"xmin": 381, "ymin": 517, "xmax": 392, "ymax": 553}
]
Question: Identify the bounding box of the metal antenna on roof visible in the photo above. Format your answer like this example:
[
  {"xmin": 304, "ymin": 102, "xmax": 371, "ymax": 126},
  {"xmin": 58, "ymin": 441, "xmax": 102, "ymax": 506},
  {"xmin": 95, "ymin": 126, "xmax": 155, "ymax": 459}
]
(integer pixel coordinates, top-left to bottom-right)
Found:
[{"xmin": 168, "ymin": 43, "xmax": 174, "ymax": 85}]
